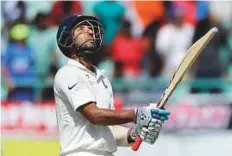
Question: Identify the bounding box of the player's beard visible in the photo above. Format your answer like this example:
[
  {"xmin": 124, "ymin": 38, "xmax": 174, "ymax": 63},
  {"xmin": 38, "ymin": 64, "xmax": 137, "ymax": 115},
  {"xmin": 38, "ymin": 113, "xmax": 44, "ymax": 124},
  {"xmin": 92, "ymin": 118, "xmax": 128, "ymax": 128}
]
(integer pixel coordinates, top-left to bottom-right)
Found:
[
  {"xmin": 80, "ymin": 39, "xmax": 95, "ymax": 49},
  {"xmin": 73, "ymin": 34, "xmax": 96, "ymax": 50}
]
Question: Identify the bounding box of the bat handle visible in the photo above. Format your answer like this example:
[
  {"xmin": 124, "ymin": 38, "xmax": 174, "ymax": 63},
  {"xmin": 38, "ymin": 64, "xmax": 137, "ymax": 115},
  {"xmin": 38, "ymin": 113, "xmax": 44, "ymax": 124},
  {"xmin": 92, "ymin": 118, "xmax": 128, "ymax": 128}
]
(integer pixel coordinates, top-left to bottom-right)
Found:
[{"xmin": 132, "ymin": 137, "xmax": 142, "ymax": 151}]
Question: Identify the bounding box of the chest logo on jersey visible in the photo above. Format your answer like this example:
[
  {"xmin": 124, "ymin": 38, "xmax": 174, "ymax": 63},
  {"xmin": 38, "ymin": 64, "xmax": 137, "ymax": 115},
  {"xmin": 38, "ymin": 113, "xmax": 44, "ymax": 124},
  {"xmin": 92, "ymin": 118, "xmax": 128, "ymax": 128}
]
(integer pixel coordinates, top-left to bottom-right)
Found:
[{"xmin": 68, "ymin": 82, "xmax": 78, "ymax": 90}]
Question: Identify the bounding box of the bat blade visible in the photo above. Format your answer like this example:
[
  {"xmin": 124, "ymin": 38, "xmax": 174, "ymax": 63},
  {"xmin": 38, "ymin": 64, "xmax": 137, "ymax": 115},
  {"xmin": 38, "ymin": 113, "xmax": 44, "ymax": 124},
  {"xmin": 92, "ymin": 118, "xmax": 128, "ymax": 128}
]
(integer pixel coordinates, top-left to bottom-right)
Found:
[
  {"xmin": 132, "ymin": 27, "xmax": 218, "ymax": 151},
  {"xmin": 157, "ymin": 27, "xmax": 218, "ymax": 108}
]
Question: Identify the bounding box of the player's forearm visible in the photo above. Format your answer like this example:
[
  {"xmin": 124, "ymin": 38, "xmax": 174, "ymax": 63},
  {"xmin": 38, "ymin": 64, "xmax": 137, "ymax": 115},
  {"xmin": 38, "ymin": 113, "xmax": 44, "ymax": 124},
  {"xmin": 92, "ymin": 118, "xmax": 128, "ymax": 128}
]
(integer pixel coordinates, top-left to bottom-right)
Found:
[
  {"xmin": 89, "ymin": 108, "xmax": 135, "ymax": 125},
  {"xmin": 78, "ymin": 103, "xmax": 135, "ymax": 125}
]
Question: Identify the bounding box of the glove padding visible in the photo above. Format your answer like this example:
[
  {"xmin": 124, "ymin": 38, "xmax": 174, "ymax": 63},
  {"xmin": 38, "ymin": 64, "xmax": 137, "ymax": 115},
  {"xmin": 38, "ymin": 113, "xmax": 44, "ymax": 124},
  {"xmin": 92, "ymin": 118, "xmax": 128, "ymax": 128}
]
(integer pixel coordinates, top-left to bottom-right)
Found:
[
  {"xmin": 129, "ymin": 120, "xmax": 163, "ymax": 145},
  {"xmin": 134, "ymin": 103, "xmax": 170, "ymax": 127},
  {"xmin": 140, "ymin": 127, "xmax": 160, "ymax": 145},
  {"xmin": 129, "ymin": 125, "xmax": 140, "ymax": 141},
  {"xmin": 140, "ymin": 118, "xmax": 164, "ymax": 144}
]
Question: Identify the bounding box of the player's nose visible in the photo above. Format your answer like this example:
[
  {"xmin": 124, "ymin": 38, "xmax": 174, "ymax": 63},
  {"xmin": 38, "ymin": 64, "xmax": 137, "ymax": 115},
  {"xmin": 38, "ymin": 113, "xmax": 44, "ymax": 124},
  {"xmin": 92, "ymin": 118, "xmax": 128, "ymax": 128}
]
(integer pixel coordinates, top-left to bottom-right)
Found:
[{"xmin": 86, "ymin": 27, "xmax": 94, "ymax": 36}]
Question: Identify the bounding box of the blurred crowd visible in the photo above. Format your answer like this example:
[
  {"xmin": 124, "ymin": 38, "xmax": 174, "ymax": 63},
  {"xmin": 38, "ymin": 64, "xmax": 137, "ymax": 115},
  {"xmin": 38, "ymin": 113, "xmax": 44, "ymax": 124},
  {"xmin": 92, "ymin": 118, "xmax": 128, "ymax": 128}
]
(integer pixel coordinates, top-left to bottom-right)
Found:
[{"xmin": 1, "ymin": 1, "xmax": 232, "ymax": 102}]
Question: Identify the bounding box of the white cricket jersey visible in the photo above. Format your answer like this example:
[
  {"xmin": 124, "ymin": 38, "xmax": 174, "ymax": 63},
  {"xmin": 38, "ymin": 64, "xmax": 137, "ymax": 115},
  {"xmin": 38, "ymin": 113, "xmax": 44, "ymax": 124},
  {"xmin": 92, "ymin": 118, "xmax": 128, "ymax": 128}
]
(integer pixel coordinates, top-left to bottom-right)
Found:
[{"xmin": 54, "ymin": 58, "xmax": 116, "ymax": 156}]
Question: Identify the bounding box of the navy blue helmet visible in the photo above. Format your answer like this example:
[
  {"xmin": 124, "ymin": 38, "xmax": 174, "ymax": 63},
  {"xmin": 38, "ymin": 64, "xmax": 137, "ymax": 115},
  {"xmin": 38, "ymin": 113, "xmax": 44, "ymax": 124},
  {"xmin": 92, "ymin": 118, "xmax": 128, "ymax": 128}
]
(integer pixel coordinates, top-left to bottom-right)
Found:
[{"xmin": 56, "ymin": 14, "xmax": 104, "ymax": 57}]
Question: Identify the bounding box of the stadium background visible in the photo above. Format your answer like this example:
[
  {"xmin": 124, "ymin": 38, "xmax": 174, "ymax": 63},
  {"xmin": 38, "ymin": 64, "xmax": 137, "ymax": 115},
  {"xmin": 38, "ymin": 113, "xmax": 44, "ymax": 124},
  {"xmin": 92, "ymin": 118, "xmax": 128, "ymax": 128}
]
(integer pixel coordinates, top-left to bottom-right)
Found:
[{"xmin": 1, "ymin": 1, "xmax": 232, "ymax": 156}]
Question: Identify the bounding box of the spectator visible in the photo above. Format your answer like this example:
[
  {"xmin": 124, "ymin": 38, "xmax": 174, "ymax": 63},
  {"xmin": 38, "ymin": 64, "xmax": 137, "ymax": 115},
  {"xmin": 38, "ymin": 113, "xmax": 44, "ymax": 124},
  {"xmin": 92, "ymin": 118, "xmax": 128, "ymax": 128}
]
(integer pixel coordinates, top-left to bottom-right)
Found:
[
  {"xmin": 26, "ymin": 1, "xmax": 55, "ymax": 22},
  {"xmin": 146, "ymin": 52, "xmax": 164, "ymax": 78},
  {"xmin": 114, "ymin": 61, "xmax": 124, "ymax": 79},
  {"xmin": 118, "ymin": 1, "xmax": 144, "ymax": 37},
  {"xmin": 155, "ymin": 5, "xmax": 194, "ymax": 79},
  {"xmin": 190, "ymin": 12, "xmax": 229, "ymax": 94},
  {"xmin": 143, "ymin": 18, "xmax": 166, "ymax": 55},
  {"xmin": 209, "ymin": 1, "xmax": 232, "ymax": 25},
  {"xmin": 111, "ymin": 20, "xmax": 149, "ymax": 78},
  {"xmin": 27, "ymin": 13, "xmax": 59, "ymax": 100},
  {"xmin": 1, "ymin": 1, "xmax": 27, "ymax": 24},
  {"xmin": 2, "ymin": 24, "xmax": 36, "ymax": 102},
  {"xmin": 81, "ymin": 1, "xmax": 98, "ymax": 16},
  {"xmin": 196, "ymin": 1, "xmax": 209, "ymax": 21},
  {"xmin": 132, "ymin": 1, "xmax": 166, "ymax": 29},
  {"xmin": 49, "ymin": 1, "xmax": 83, "ymax": 26},
  {"xmin": 172, "ymin": 1, "xmax": 197, "ymax": 26},
  {"xmin": 142, "ymin": 15, "xmax": 167, "ymax": 77},
  {"xmin": 112, "ymin": 61, "xmax": 128, "ymax": 93},
  {"xmin": 93, "ymin": 1, "xmax": 125, "ymax": 46},
  {"xmin": 1, "ymin": 1, "xmax": 27, "ymax": 47}
]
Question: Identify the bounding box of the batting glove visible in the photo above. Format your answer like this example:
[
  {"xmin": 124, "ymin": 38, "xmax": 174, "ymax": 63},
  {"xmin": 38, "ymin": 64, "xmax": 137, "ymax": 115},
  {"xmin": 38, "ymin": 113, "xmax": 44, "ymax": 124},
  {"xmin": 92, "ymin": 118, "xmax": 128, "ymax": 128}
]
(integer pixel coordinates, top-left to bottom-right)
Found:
[
  {"xmin": 133, "ymin": 103, "xmax": 170, "ymax": 145},
  {"xmin": 129, "ymin": 122, "xmax": 162, "ymax": 145},
  {"xmin": 134, "ymin": 103, "xmax": 170, "ymax": 127}
]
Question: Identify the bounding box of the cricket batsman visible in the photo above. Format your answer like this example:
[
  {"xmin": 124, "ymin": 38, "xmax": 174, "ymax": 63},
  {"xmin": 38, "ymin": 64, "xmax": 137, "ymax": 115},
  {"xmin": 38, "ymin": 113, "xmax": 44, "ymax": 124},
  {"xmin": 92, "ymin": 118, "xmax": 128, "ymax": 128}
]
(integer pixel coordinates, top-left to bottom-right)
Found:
[{"xmin": 54, "ymin": 14, "xmax": 171, "ymax": 156}]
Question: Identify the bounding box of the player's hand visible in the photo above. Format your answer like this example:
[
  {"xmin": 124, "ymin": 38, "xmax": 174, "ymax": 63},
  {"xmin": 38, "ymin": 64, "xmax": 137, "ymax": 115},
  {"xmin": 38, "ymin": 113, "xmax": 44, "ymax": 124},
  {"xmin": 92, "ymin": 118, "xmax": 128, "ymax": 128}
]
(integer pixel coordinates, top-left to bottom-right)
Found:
[
  {"xmin": 129, "ymin": 122, "xmax": 162, "ymax": 145},
  {"xmin": 134, "ymin": 103, "xmax": 170, "ymax": 127},
  {"xmin": 140, "ymin": 126, "xmax": 160, "ymax": 145},
  {"xmin": 129, "ymin": 124, "xmax": 140, "ymax": 142}
]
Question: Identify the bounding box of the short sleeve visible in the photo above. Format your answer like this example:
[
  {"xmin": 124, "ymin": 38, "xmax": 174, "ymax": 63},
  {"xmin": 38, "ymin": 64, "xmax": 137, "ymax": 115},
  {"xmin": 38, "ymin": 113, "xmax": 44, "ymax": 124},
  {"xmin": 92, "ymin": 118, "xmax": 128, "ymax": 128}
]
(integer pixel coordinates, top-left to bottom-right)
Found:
[{"xmin": 66, "ymin": 77, "xmax": 96, "ymax": 111}]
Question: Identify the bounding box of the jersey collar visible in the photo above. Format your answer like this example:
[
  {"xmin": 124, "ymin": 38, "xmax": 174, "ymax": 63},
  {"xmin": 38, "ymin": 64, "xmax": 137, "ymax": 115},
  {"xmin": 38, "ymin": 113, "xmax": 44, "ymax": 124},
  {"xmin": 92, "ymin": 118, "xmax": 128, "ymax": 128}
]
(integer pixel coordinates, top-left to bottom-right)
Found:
[
  {"xmin": 67, "ymin": 58, "xmax": 101, "ymax": 78},
  {"xmin": 67, "ymin": 58, "xmax": 87, "ymax": 70}
]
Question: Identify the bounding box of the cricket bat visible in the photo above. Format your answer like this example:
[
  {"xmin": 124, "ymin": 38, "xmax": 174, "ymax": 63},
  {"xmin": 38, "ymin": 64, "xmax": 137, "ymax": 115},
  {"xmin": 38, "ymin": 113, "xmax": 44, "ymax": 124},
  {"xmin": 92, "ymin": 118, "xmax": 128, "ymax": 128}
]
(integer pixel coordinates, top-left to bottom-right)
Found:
[{"xmin": 132, "ymin": 27, "xmax": 218, "ymax": 151}]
